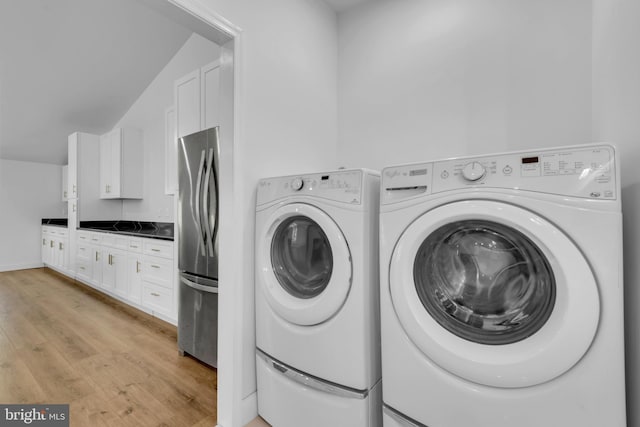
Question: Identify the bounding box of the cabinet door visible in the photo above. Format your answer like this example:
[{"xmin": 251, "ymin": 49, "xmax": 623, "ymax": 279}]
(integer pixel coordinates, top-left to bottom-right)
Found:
[
  {"xmin": 62, "ymin": 165, "xmax": 69, "ymax": 201},
  {"xmin": 128, "ymin": 256, "xmax": 143, "ymax": 304},
  {"xmin": 109, "ymin": 129, "xmax": 122, "ymax": 197},
  {"xmin": 68, "ymin": 134, "xmax": 78, "ymax": 199},
  {"xmin": 55, "ymin": 238, "xmax": 67, "ymax": 270},
  {"xmin": 41, "ymin": 229, "xmax": 50, "ymax": 265},
  {"xmin": 99, "ymin": 132, "xmax": 112, "ymax": 198},
  {"xmin": 92, "ymin": 247, "xmax": 103, "ymax": 288},
  {"xmin": 103, "ymin": 248, "xmax": 127, "ymax": 296},
  {"xmin": 201, "ymin": 60, "xmax": 220, "ymax": 130},
  {"xmin": 175, "ymin": 69, "xmax": 201, "ymax": 138},
  {"xmin": 164, "ymin": 106, "xmax": 177, "ymax": 195}
]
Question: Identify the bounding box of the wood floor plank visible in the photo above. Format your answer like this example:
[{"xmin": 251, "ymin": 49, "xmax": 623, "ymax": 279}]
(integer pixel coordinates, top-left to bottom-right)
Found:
[
  {"xmin": 18, "ymin": 342, "xmax": 96, "ymax": 402},
  {"xmin": 2, "ymin": 312, "xmax": 48, "ymax": 350},
  {"xmin": 0, "ymin": 268, "xmax": 217, "ymax": 426},
  {"xmin": 0, "ymin": 357, "xmax": 48, "ymax": 404}
]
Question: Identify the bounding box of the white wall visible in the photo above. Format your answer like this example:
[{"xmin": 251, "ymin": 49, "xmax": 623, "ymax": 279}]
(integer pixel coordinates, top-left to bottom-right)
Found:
[
  {"xmin": 338, "ymin": 0, "xmax": 592, "ymax": 170},
  {"xmin": 117, "ymin": 33, "xmax": 221, "ymax": 222},
  {"xmin": 0, "ymin": 159, "xmax": 65, "ymax": 271},
  {"xmin": 173, "ymin": 1, "xmax": 339, "ymax": 426},
  {"xmin": 592, "ymin": 0, "xmax": 640, "ymax": 425}
]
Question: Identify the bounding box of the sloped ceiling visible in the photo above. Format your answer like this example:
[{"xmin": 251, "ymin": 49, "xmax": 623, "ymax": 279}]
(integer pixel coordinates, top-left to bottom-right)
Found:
[{"xmin": 0, "ymin": 0, "xmax": 192, "ymax": 165}]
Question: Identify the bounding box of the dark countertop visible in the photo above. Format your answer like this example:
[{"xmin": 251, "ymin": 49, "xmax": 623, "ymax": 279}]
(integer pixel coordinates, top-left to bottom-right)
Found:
[
  {"xmin": 78, "ymin": 221, "xmax": 174, "ymax": 241},
  {"xmin": 42, "ymin": 218, "xmax": 68, "ymax": 227}
]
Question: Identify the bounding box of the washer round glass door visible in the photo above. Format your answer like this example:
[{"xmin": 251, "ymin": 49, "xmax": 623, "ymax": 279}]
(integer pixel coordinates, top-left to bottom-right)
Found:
[
  {"xmin": 390, "ymin": 200, "xmax": 599, "ymax": 388},
  {"xmin": 258, "ymin": 203, "xmax": 352, "ymax": 326}
]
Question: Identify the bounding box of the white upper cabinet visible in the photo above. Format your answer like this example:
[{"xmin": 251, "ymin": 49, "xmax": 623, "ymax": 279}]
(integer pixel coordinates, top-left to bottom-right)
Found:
[
  {"xmin": 164, "ymin": 106, "xmax": 177, "ymax": 195},
  {"xmin": 62, "ymin": 165, "xmax": 69, "ymax": 201},
  {"xmin": 174, "ymin": 60, "xmax": 221, "ymax": 139},
  {"xmin": 175, "ymin": 69, "xmax": 201, "ymax": 139},
  {"xmin": 67, "ymin": 134, "xmax": 79, "ymax": 199},
  {"xmin": 99, "ymin": 128, "xmax": 143, "ymax": 199},
  {"xmin": 169, "ymin": 60, "xmax": 220, "ymax": 195},
  {"xmin": 201, "ymin": 60, "xmax": 221, "ymax": 131}
]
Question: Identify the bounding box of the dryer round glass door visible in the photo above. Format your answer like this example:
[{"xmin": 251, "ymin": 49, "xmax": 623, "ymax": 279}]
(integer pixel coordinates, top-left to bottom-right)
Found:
[
  {"xmin": 414, "ymin": 219, "xmax": 556, "ymax": 345},
  {"xmin": 258, "ymin": 203, "xmax": 352, "ymax": 326},
  {"xmin": 271, "ymin": 215, "xmax": 333, "ymax": 299},
  {"xmin": 389, "ymin": 200, "xmax": 599, "ymax": 388}
]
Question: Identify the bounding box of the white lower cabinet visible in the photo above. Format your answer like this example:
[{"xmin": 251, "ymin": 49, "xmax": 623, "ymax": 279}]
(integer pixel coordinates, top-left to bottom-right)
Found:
[
  {"xmin": 41, "ymin": 226, "xmax": 70, "ymax": 275},
  {"xmin": 73, "ymin": 230, "xmax": 176, "ymax": 324}
]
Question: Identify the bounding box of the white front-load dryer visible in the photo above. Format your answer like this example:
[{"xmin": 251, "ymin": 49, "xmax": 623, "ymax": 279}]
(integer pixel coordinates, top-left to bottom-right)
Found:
[
  {"xmin": 379, "ymin": 144, "xmax": 625, "ymax": 427},
  {"xmin": 255, "ymin": 169, "xmax": 381, "ymax": 427}
]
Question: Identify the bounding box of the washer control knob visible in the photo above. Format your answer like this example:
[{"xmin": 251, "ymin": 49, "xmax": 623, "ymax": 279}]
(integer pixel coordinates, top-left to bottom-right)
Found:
[
  {"xmin": 462, "ymin": 161, "xmax": 486, "ymax": 181},
  {"xmin": 291, "ymin": 177, "xmax": 304, "ymax": 191}
]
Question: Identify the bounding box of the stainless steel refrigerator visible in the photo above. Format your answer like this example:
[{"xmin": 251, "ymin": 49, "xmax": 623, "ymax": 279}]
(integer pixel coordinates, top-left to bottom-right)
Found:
[{"xmin": 177, "ymin": 127, "xmax": 219, "ymax": 368}]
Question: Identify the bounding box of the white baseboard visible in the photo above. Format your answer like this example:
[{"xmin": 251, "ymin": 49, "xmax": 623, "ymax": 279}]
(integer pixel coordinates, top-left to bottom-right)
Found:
[
  {"xmin": 241, "ymin": 391, "xmax": 258, "ymax": 426},
  {"xmin": 0, "ymin": 262, "xmax": 44, "ymax": 273}
]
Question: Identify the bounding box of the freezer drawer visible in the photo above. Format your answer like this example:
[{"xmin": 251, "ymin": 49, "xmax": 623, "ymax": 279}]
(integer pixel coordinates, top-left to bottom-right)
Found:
[{"xmin": 178, "ymin": 273, "xmax": 218, "ymax": 368}]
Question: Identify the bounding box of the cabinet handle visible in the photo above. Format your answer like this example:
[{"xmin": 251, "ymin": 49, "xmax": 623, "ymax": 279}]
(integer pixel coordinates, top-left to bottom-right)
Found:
[
  {"xmin": 50, "ymin": 241, "xmax": 54, "ymax": 248},
  {"xmin": 109, "ymin": 254, "xmax": 113, "ymax": 265},
  {"xmin": 151, "ymin": 248, "xmax": 161, "ymax": 252},
  {"xmin": 136, "ymin": 261, "xmax": 141, "ymax": 273},
  {"xmin": 59, "ymin": 243, "xmax": 63, "ymax": 250},
  {"xmin": 130, "ymin": 245, "xmax": 138, "ymax": 249},
  {"xmin": 73, "ymin": 184, "xmax": 76, "ymax": 194},
  {"xmin": 43, "ymin": 239, "xmax": 46, "ymax": 246},
  {"xmin": 151, "ymin": 292, "xmax": 160, "ymax": 297},
  {"xmin": 95, "ymin": 252, "xmax": 99, "ymax": 262},
  {"xmin": 151, "ymin": 265, "xmax": 160, "ymax": 269},
  {"xmin": 79, "ymin": 266, "xmax": 85, "ymax": 270},
  {"xmin": 64, "ymin": 191, "xmax": 67, "ymax": 198},
  {"xmin": 73, "ymin": 204, "xmax": 76, "ymax": 212}
]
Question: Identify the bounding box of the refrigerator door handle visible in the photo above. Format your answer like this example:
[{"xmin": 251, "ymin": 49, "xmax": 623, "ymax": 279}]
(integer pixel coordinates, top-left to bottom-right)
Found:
[
  {"xmin": 203, "ymin": 148, "xmax": 215, "ymax": 257},
  {"xmin": 180, "ymin": 275, "xmax": 219, "ymax": 294},
  {"xmin": 194, "ymin": 149, "xmax": 207, "ymax": 256}
]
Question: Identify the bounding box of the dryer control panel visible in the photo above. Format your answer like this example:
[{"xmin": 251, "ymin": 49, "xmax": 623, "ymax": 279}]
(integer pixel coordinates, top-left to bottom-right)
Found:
[
  {"xmin": 257, "ymin": 170, "xmax": 365, "ymax": 206},
  {"xmin": 382, "ymin": 144, "xmax": 617, "ymax": 204}
]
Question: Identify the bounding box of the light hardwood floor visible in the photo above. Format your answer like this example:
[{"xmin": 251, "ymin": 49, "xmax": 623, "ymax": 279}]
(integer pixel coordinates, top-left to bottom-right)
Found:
[{"xmin": 0, "ymin": 268, "xmax": 217, "ymax": 426}]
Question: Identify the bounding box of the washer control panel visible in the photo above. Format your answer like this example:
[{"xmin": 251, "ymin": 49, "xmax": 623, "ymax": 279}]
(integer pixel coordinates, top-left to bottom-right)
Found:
[
  {"xmin": 382, "ymin": 145, "xmax": 617, "ymax": 204},
  {"xmin": 257, "ymin": 170, "xmax": 364, "ymax": 206}
]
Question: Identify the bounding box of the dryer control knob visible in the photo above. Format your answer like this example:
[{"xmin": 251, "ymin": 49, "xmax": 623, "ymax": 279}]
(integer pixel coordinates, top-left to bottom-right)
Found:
[
  {"xmin": 462, "ymin": 161, "xmax": 486, "ymax": 181},
  {"xmin": 291, "ymin": 177, "xmax": 304, "ymax": 191}
]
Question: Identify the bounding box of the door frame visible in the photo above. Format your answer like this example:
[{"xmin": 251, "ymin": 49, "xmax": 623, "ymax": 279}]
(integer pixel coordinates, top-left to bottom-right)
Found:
[{"xmin": 161, "ymin": 1, "xmax": 244, "ymax": 425}]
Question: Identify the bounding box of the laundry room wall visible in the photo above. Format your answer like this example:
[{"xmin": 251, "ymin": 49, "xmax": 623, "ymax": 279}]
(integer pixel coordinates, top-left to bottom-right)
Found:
[
  {"xmin": 337, "ymin": 0, "xmax": 592, "ymax": 170},
  {"xmin": 592, "ymin": 0, "xmax": 640, "ymax": 425}
]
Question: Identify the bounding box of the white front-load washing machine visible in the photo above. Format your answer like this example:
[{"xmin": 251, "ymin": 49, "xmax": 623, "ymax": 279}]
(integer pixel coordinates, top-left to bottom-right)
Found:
[
  {"xmin": 255, "ymin": 169, "xmax": 382, "ymax": 427},
  {"xmin": 379, "ymin": 144, "xmax": 625, "ymax": 427}
]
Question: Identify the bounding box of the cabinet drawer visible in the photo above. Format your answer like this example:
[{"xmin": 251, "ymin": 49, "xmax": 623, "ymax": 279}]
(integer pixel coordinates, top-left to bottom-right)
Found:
[
  {"xmin": 142, "ymin": 256, "xmax": 173, "ymax": 289},
  {"xmin": 127, "ymin": 238, "xmax": 143, "ymax": 253},
  {"xmin": 89, "ymin": 233, "xmax": 102, "ymax": 244},
  {"xmin": 76, "ymin": 259, "xmax": 92, "ymax": 279},
  {"xmin": 102, "ymin": 234, "xmax": 128, "ymax": 249},
  {"xmin": 143, "ymin": 239, "xmax": 173, "ymax": 259},
  {"xmin": 77, "ymin": 243, "xmax": 91, "ymax": 260},
  {"xmin": 141, "ymin": 281, "xmax": 173, "ymax": 316}
]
